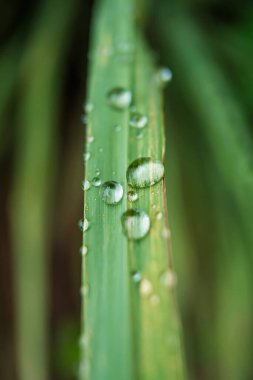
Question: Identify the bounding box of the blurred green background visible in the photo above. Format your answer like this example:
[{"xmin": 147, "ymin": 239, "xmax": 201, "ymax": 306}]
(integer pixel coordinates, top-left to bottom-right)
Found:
[{"xmin": 1, "ymin": 0, "xmax": 253, "ymax": 379}]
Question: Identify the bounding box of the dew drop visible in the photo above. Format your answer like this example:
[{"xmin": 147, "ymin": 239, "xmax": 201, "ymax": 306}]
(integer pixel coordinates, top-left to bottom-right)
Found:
[
  {"xmin": 150, "ymin": 294, "xmax": 160, "ymax": 305},
  {"xmin": 100, "ymin": 180, "xmax": 123, "ymax": 205},
  {"xmin": 114, "ymin": 124, "xmax": 122, "ymax": 132},
  {"xmin": 98, "ymin": 147, "xmax": 103, "ymax": 153},
  {"xmin": 121, "ymin": 208, "xmax": 150, "ymax": 240},
  {"xmin": 80, "ymin": 245, "xmax": 88, "ymax": 256},
  {"xmin": 107, "ymin": 87, "xmax": 132, "ymax": 110},
  {"xmin": 84, "ymin": 102, "xmax": 94, "ymax": 113},
  {"xmin": 132, "ymin": 271, "xmax": 142, "ymax": 283},
  {"xmin": 83, "ymin": 152, "xmax": 91, "ymax": 162},
  {"xmin": 140, "ymin": 278, "xmax": 153, "ymax": 296},
  {"xmin": 156, "ymin": 67, "xmax": 173, "ymax": 87},
  {"xmin": 82, "ymin": 180, "xmax": 90, "ymax": 191},
  {"xmin": 136, "ymin": 131, "xmax": 143, "ymax": 139},
  {"xmin": 156, "ymin": 211, "xmax": 163, "ymax": 220},
  {"xmin": 129, "ymin": 112, "xmax": 148, "ymax": 129},
  {"xmin": 160, "ymin": 269, "xmax": 177, "ymax": 288},
  {"xmin": 126, "ymin": 157, "xmax": 165, "ymax": 188},
  {"xmin": 80, "ymin": 114, "xmax": 88, "ymax": 125},
  {"xmin": 80, "ymin": 284, "xmax": 89, "ymax": 296},
  {"xmin": 91, "ymin": 177, "xmax": 101, "ymax": 187},
  {"xmin": 95, "ymin": 168, "xmax": 101, "ymax": 176},
  {"xmin": 78, "ymin": 218, "xmax": 89, "ymax": 232},
  {"xmin": 162, "ymin": 227, "xmax": 171, "ymax": 239},
  {"xmin": 87, "ymin": 135, "xmax": 94, "ymax": 144},
  {"xmin": 127, "ymin": 190, "xmax": 138, "ymax": 202}
]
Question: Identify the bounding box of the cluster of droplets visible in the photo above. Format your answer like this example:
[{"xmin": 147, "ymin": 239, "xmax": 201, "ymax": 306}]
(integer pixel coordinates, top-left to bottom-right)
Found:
[{"xmin": 79, "ymin": 66, "xmax": 172, "ymax": 262}]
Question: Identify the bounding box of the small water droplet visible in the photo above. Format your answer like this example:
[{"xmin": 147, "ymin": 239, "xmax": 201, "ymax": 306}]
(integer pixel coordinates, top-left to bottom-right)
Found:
[
  {"xmin": 140, "ymin": 278, "xmax": 153, "ymax": 296},
  {"xmin": 84, "ymin": 102, "xmax": 94, "ymax": 113},
  {"xmin": 150, "ymin": 294, "xmax": 160, "ymax": 305},
  {"xmin": 156, "ymin": 67, "xmax": 173, "ymax": 87},
  {"xmin": 80, "ymin": 245, "xmax": 88, "ymax": 256},
  {"xmin": 162, "ymin": 227, "xmax": 171, "ymax": 239},
  {"xmin": 95, "ymin": 168, "xmax": 101, "ymax": 176},
  {"xmin": 160, "ymin": 269, "xmax": 177, "ymax": 288},
  {"xmin": 87, "ymin": 135, "xmax": 94, "ymax": 144},
  {"xmin": 81, "ymin": 114, "xmax": 88, "ymax": 125},
  {"xmin": 129, "ymin": 112, "xmax": 148, "ymax": 129},
  {"xmin": 156, "ymin": 211, "xmax": 163, "ymax": 220},
  {"xmin": 132, "ymin": 271, "xmax": 142, "ymax": 283},
  {"xmin": 82, "ymin": 180, "xmax": 90, "ymax": 191},
  {"xmin": 91, "ymin": 177, "xmax": 101, "ymax": 187},
  {"xmin": 100, "ymin": 180, "xmax": 123, "ymax": 205},
  {"xmin": 78, "ymin": 218, "xmax": 89, "ymax": 232},
  {"xmin": 83, "ymin": 152, "xmax": 91, "ymax": 162},
  {"xmin": 114, "ymin": 124, "xmax": 122, "ymax": 132},
  {"xmin": 127, "ymin": 190, "xmax": 138, "ymax": 202},
  {"xmin": 98, "ymin": 147, "xmax": 103, "ymax": 153},
  {"xmin": 136, "ymin": 131, "xmax": 143, "ymax": 139},
  {"xmin": 126, "ymin": 157, "xmax": 165, "ymax": 188},
  {"xmin": 121, "ymin": 209, "xmax": 150, "ymax": 240},
  {"xmin": 80, "ymin": 284, "xmax": 89, "ymax": 296},
  {"xmin": 107, "ymin": 87, "xmax": 132, "ymax": 110},
  {"xmin": 117, "ymin": 41, "xmax": 134, "ymax": 53}
]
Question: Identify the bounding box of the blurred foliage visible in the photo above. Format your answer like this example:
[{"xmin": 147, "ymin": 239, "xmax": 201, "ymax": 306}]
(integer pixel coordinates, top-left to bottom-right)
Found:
[{"xmin": 0, "ymin": 0, "xmax": 253, "ymax": 379}]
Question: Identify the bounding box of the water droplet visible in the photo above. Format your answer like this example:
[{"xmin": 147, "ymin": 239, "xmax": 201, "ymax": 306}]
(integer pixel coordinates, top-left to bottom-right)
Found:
[
  {"xmin": 162, "ymin": 227, "xmax": 171, "ymax": 239},
  {"xmin": 98, "ymin": 147, "xmax": 103, "ymax": 153},
  {"xmin": 129, "ymin": 112, "xmax": 148, "ymax": 129},
  {"xmin": 78, "ymin": 218, "xmax": 89, "ymax": 232},
  {"xmin": 95, "ymin": 168, "xmax": 101, "ymax": 176},
  {"xmin": 127, "ymin": 190, "xmax": 138, "ymax": 202},
  {"xmin": 160, "ymin": 269, "xmax": 177, "ymax": 288},
  {"xmin": 121, "ymin": 209, "xmax": 150, "ymax": 240},
  {"xmin": 156, "ymin": 211, "xmax": 163, "ymax": 220},
  {"xmin": 84, "ymin": 102, "xmax": 93, "ymax": 113},
  {"xmin": 83, "ymin": 152, "xmax": 91, "ymax": 162},
  {"xmin": 80, "ymin": 284, "xmax": 89, "ymax": 296},
  {"xmin": 91, "ymin": 177, "xmax": 101, "ymax": 187},
  {"xmin": 87, "ymin": 135, "xmax": 94, "ymax": 144},
  {"xmin": 81, "ymin": 114, "xmax": 88, "ymax": 125},
  {"xmin": 107, "ymin": 87, "xmax": 132, "ymax": 110},
  {"xmin": 82, "ymin": 180, "xmax": 90, "ymax": 191},
  {"xmin": 126, "ymin": 157, "xmax": 165, "ymax": 188},
  {"xmin": 100, "ymin": 181, "xmax": 123, "ymax": 205},
  {"xmin": 156, "ymin": 67, "xmax": 173, "ymax": 86},
  {"xmin": 132, "ymin": 271, "xmax": 142, "ymax": 283},
  {"xmin": 117, "ymin": 41, "xmax": 134, "ymax": 53},
  {"xmin": 136, "ymin": 131, "xmax": 143, "ymax": 139},
  {"xmin": 150, "ymin": 294, "xmax": 160, "ymax": 305},
  {"xmin": 80, "ymin": 245, "xmax": 88, "ymax": 256},
  {"xmin": 114, "ymin": 124, "xmax": 121, "ymax": 132},
  {"xmin": 140, "ymin": 278, "xmax": 153, "ymax": 296}
]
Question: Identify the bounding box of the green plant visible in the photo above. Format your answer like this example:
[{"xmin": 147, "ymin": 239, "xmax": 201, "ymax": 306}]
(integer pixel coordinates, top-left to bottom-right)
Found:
[{"xmin": 80, "ymin": 0, "xmax": 185, "ymax": 379}]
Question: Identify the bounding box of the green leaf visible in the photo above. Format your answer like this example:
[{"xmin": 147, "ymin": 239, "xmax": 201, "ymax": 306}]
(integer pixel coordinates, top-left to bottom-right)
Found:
[{"xmin": 80, "ymin": 1, "xmax": 185, "ymax": 379}]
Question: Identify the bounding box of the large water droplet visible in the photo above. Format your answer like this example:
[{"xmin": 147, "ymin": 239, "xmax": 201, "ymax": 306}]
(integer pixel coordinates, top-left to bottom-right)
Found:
[
  {"xmin": 91, "ymin": 177, "xmax": 101, "ymax": 187},
  {"xmin": 100, "ymin": 181, "xmax": 123, "ymax": 205},
  {"xmin": 127, "ymin": 190, "xmax": 138, "ymax": 202},
  {"xmin": 129, "ymin": 112, "xmax": 148, "ymax": 129},
  {"xmin": 126, "ymin": 157, "xmax": 164, "ymax": 188},
  {"xmin": 107, "ymin": 87, "xmax": 132, "ymax": 110},
  {"xmin": 156, "ymin": 67, "xmax": 173, "ymax": 87},
  {"xmin": 121, "ymin": 208, "xmax": 150, "ymax": 240}
]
